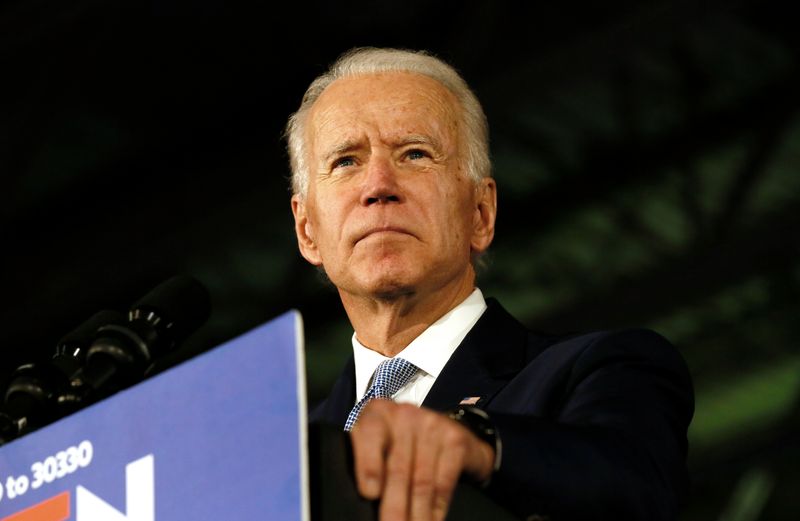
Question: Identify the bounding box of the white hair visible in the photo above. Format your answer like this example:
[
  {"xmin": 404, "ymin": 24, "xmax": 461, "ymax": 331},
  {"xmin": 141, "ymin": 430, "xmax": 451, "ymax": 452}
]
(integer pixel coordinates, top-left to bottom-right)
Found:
[{"xmin": 285, "ymin": 47, "xmax": 491, "ymax": 197}]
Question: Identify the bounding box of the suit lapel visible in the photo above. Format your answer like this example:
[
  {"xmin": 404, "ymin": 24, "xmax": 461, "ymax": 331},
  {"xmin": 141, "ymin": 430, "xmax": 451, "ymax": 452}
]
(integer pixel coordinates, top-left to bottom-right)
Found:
[
  {"xmin": 311, "ymin": 299, "xmax": 534, "ymax": 425},
  {"xmin": 422, "ymin": 299, "xmax": 530, "ymax": 412}
]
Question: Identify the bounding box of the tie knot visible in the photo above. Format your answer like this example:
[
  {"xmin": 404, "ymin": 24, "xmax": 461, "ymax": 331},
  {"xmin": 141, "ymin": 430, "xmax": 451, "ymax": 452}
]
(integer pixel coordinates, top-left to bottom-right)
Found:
[{"xmin": 371, "ymin": 357, "xmax": 417, "ymax": 398}]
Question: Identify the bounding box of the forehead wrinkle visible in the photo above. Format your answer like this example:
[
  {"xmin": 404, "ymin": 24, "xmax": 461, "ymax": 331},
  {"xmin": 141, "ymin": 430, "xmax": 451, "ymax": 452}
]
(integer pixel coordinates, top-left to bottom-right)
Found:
[
  {"xmin": 308, "ymin": 71, "xmax": 463, "ymax": 163},
  {"xmin": 322, "ymin": 138, "xmax": 366, "ymax": 163},
  {"xmin": 307, "ymin": 103, "xmax": 365, "ymax": 165}
]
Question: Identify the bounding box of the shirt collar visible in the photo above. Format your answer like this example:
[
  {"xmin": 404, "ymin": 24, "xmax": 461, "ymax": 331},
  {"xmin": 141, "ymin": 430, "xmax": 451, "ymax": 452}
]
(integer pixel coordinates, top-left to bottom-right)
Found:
[{"xmin": 352, "ymin": 288, "xmax": 487, "ymax": 400}]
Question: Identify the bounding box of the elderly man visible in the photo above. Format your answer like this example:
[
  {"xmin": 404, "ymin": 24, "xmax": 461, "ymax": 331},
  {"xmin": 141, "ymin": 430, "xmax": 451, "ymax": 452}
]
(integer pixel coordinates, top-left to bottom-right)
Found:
[{"xmin": 287, "ymin": 48, "xmax": 693, "ymax": 521}]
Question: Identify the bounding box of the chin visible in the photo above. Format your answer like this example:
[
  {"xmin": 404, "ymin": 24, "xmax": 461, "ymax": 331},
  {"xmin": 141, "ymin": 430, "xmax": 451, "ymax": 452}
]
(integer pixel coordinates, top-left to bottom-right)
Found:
[
  {"xmin": 350, "ymin": 263, "xmax": 422, "ymax": 301},
  {"xmin": 363, "ymin": 272, "xmax": 417, "ymax": 300},
  {"xmin": 331, "ymin": 252, "xmax": 442, "ymax": 300},
  {"xmin": 371, "ymin": 287, "xmax": 416, "ymax": 301}
]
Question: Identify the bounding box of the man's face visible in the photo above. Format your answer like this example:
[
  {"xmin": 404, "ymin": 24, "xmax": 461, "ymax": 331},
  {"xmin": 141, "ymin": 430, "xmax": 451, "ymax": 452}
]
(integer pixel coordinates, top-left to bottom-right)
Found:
[{"xmin": 291, "ymin": 72, "xmax": 495, "ymax": 302}]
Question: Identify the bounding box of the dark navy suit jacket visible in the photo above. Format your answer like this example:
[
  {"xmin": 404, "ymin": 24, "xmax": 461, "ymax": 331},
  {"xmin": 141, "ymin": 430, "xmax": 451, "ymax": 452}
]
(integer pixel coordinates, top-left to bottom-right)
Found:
[{"xmin": 310, "ymin": 298, "xmax": 694, "ymax": 520}]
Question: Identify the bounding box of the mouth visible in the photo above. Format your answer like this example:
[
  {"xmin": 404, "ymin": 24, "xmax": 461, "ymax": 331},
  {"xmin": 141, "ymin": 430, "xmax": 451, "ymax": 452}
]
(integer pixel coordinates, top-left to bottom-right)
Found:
[{"xmin": 354, "ymin": 226, "xmax": 415, "ymax": 244}]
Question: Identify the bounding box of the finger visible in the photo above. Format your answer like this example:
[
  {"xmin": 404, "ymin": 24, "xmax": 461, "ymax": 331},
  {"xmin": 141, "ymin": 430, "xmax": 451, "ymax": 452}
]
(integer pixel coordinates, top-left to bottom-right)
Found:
[
  {"xmin": 431, "ymin": 424, "xmax": 471, "ymax": 521},
  {"xmin": 409, "ymin": 413, "xmax": 440, "ymax": 521},
  {"xmin": 378, "ymin": 404, "xmax": 416, "ymax": 521},
  {"xmin": 350, "ymin": 400, "xmax": 393, "ymax": 499}
]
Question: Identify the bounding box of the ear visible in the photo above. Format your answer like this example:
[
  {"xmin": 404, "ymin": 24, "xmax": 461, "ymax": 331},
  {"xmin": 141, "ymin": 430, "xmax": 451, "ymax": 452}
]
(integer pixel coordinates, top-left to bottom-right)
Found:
[
  {"xmin": 291, "ymin": 194, "xmax": 323, "ymax": 266},
  {"xmin": 470, "ymin": 177, "xmax": 497, "ymax": 254}
]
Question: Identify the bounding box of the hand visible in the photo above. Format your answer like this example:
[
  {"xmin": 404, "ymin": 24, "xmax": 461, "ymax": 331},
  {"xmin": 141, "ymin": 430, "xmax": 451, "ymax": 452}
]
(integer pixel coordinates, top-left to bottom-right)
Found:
[{"xmin": 349, "ymin": 400, "xmax": 495, "ymax": 521}]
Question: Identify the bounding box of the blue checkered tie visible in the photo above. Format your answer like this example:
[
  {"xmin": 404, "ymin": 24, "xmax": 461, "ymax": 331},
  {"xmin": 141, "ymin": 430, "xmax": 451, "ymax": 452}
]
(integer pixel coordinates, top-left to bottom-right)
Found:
[{"xmin": 344, "ymin": 357, "xmax": 418, "ymax": 432}]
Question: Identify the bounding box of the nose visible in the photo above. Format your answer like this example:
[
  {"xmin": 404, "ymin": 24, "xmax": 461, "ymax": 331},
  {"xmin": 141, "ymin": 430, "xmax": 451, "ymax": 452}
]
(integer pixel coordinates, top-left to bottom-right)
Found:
[{"xmin": 360, "ymin": 155, "xmax": 403, "ymax": 206}]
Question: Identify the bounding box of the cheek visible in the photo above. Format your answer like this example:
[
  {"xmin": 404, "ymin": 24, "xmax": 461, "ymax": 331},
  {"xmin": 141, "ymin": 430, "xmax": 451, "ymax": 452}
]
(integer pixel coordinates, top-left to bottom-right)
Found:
[
  {"xmin": 429, "ymin": 198, "xmax": 473, "ymax": 248},
  {"xmin": 451, "ymin": 194, "xmax": 479, "ymax": 246},
  {"xmin": 308, "ymin": 201, "xmax": 346, "ymax": 250}
]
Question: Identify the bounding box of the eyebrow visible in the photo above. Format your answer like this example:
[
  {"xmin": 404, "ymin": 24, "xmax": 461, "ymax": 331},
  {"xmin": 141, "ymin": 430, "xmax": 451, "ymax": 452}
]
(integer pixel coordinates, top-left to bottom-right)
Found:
[
  {"xmin": 321, "ymin": 134, "xmax": 444, "ymax": 164},
  {"xmin": 323, "ymin": 140, "xmax": 363, "ymax": 164},
  {"xmin": 392, "ymin": 134, "xmax": 443, "ymax": 150}
]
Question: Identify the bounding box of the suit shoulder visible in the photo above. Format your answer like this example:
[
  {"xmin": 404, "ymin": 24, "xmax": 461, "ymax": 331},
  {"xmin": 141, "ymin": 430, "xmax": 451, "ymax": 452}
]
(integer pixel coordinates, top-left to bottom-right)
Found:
[
  {"xmin": 569, "ymin": 327, "xmax": 682, "ymax": 361},
  {"xmin": 547, "ymin": 328, "xmax": 692, "ymax": 387},
  {"xmin": 539, "ymin": 326, "xmax": 676, "ymax": 355}
]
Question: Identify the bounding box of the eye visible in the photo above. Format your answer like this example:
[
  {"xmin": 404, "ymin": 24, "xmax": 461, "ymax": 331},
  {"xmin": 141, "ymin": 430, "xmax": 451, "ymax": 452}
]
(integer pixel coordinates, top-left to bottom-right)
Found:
[
  {"xmin": 406, "ymin": 149, "xmax": 429, "ymax": 160},
  {"xmin": 333, "ymin": 156, "xmax": 356, "ymax": 169}
]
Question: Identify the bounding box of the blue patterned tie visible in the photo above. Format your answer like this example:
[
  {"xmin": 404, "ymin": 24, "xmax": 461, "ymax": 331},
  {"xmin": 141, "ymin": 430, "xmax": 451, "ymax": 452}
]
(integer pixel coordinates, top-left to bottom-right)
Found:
[{"xmin": 344, "ymin": 357, "xmax": 418, "ymax": 432}]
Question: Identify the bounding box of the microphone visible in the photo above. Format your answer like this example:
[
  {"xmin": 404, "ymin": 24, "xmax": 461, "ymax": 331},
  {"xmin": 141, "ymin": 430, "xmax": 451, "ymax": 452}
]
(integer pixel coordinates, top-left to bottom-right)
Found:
[
  {"xmin": 0, "ymin": 275, "xmax": 211, "ymax": 444},
  {"xmin": 57, "ymin": 309, "xmax": 128, "ymax": 366},
  {"xmin": 80, "ymin": 275, "xmax": 211, "ymax": 395},
  {"xmin": 54, "ymin": 309, "xmax": 127, "ymax": 407},
  {"xmin": 1, "ymin": 309, "xmax": 126, "ymax": 440}
]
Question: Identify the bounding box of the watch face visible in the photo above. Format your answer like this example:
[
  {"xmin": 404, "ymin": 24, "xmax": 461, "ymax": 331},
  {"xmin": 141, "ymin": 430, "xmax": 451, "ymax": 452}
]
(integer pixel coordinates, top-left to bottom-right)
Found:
[{"xmin": 450, "ymin": 407, "xmax": 494, "ymax": 441}]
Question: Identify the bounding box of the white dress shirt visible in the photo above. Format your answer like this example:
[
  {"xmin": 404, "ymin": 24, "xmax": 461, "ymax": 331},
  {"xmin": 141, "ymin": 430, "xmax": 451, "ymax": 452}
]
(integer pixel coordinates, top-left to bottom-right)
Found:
[{"xmin": 352, "ymin": 288, "xmax": 487, "ymax": 406}]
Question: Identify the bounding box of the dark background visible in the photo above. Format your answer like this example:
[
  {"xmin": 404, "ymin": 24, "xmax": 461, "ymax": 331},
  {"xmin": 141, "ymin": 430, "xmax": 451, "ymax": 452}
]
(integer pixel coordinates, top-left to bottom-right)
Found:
[{"xmin": 2, "ymin": 1, "xmax": 798, "ymax": 519}]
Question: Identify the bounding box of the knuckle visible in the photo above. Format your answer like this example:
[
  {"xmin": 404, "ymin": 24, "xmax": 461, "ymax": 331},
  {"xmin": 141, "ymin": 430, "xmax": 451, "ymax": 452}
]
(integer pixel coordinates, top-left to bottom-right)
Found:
[
  {"xmin": 360, "ymin": 464, "xmax": 382, "ymax": 481},
  {"xmin": 434, "ymin": 478, "xmax": 456, "ymax": 500},
  {"xmin": 365, "ymin": 398, "xmax": 391, "ymax": 411},
  {"xmin": 358, "ymin": 400, "xmax": 386, "ymax": 420},
  {"xmin": 390, "ymin": 404, "xmax": 423, "ymax": 430},
  {"xmin": 353, "ymin": 449, "xmax": 382, "ymax": 475},
  {"xmin": 411, "ymin": 474, "xmax": 435, "ymax": 495},
  {"xmin": 422, "ymin": 410, "xmax": 441, "ymax": 428},
  {"xmin": 442, "ymin": 423, "xmax": 469, "ymax": 448},
  {"xmin": 386, "ymin": 468, "xmax": 410, "ymax": 487},
  {"xmin": 393, "ymin": 403, "xmax": 417, "ymax": 419},
  {"xmin": 353, "ymin": 416, "xmax": 383, "ymax": 435},
  {"xmin": 385, "ymin": 457, "xmax": 411, "ymax": 479}
]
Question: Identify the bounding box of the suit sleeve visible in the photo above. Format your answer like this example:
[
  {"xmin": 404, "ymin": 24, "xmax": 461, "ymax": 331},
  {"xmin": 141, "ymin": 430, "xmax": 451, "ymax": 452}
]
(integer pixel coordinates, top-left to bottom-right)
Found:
[{"xmin": 483, "ymin": 329, "xmax": 694, "ymax": 521}]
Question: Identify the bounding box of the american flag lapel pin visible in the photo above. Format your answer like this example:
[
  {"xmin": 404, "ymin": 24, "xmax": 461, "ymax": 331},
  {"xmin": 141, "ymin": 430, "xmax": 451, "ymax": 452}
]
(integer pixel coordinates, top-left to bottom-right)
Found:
[{"xmin": 459, "ymin": 396, "xmax": 481, "ymax": 406}]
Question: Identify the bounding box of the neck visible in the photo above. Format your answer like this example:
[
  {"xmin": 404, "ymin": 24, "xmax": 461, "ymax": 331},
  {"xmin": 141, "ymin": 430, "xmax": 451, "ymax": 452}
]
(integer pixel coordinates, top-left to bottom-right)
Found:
[{"xmin": 340, "ymin": 274, "xmax": 476, "ymax": 357}]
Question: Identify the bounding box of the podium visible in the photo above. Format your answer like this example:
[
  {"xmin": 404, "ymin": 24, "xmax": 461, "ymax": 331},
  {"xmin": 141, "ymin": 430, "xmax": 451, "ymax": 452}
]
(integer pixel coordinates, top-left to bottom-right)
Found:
[{"xmin": 0, "ymin": 311, "xmax": 518, "ymax": 521}]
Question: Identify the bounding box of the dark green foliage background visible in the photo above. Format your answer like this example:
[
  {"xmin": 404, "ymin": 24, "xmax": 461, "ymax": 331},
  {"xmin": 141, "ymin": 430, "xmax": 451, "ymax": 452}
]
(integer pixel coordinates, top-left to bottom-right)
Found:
[{"xmin": 1, "ymin": 1, "xmax": 797, "ymax": 518}]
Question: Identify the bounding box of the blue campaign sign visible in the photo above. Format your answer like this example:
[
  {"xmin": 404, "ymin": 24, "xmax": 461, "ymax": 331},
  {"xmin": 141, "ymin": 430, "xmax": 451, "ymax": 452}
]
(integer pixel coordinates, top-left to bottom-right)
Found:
[{"xmin": 0, "ymin": 310, "xmax": 308, "ymax": 521}]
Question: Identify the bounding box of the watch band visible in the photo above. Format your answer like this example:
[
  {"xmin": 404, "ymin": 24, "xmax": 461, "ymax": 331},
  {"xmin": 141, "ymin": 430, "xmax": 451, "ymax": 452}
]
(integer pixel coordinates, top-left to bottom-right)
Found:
[{"xmin": 447, "ymin": 406, "xmax": 502, "ymax": 477}]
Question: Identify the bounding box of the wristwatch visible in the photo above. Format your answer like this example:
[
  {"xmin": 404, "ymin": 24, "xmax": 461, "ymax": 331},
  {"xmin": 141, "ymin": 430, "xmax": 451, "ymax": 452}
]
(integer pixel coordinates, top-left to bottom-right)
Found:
[{"xmin": 447, "ymin": 406, "xmax": 502, "ymax": 478}]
